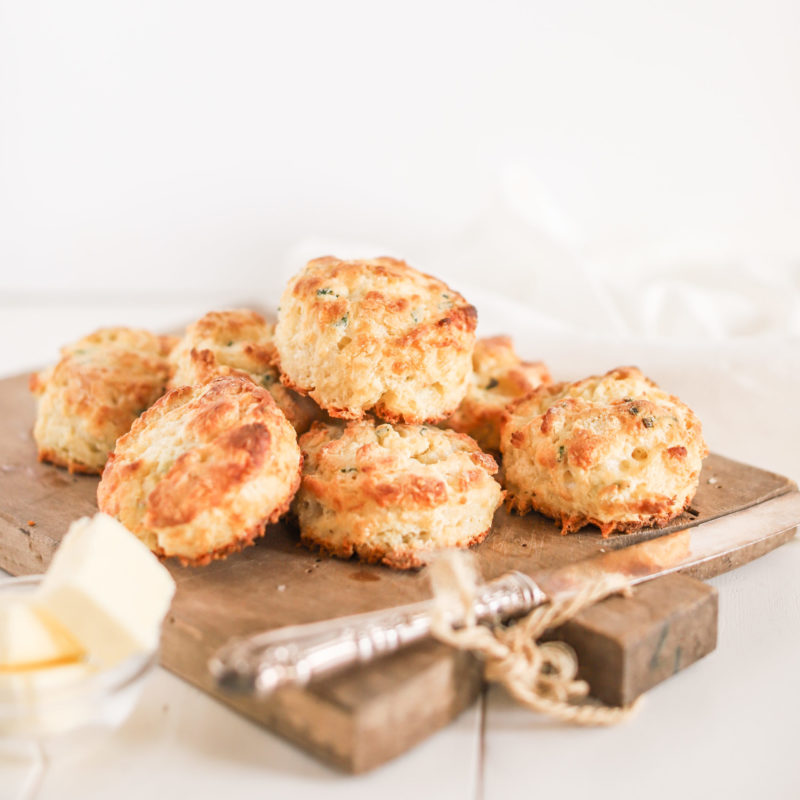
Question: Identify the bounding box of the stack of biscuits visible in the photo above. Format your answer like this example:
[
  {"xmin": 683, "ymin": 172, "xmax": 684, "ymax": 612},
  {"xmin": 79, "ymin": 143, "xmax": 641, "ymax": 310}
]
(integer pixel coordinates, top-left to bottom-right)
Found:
[{"xmin": 30, "ymin": 256, "xmax": 707, "ymax": 569}]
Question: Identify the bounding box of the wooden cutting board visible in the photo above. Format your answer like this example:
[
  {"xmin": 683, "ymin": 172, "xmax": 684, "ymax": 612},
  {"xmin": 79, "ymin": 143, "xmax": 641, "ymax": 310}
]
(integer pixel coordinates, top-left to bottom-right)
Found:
[{"xmin": 0, "ymin": 371, "xmax": 797, "ymax": 772}]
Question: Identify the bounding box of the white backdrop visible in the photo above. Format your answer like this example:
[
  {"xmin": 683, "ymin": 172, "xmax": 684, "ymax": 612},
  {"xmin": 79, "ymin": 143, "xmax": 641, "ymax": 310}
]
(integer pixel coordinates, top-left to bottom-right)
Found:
[{"xmin": 2, "ymin": 0, "xmax": 800, "ymax": 301}]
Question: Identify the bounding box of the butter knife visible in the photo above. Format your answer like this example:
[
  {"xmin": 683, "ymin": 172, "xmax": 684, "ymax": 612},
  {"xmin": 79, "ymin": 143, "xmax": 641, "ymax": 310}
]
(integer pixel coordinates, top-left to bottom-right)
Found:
[{"xmin": 209, "ymin": 491, "xmax": 800, "ymax": 696}]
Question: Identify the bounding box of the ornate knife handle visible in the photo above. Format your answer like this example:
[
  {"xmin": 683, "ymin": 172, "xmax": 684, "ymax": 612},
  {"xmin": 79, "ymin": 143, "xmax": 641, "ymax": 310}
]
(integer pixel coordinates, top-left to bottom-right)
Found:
[{"xmin": 209, "ymin": 570, "xmax": 546, "ymax": 697}]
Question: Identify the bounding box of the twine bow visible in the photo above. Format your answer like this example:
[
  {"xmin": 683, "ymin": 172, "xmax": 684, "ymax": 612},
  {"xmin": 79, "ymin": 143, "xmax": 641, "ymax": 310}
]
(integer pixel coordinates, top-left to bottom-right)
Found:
[{"xmin": 429, "ymin": 551, "xmax": 641, "ymax": 725}]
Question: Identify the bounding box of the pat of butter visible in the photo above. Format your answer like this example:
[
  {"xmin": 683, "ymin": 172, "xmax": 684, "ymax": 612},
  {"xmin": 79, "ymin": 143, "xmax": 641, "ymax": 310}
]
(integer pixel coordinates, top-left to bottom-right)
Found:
[
  {"xmin": 0, "ymin": 597, "xmax": 84, "ymax": 671},
  {"xmin": 36, "ymin": 513, "xmax": 176, "ymax": 667}
]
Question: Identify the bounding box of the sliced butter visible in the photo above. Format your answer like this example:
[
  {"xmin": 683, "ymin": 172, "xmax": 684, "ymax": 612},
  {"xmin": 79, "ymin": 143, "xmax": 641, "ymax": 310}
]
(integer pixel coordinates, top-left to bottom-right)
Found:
[
  {"xmin": 0, "ymin": 597, "xmax": 84, "ymax": 671},
  {"xmin": 36, "ymin": 513, "xmax": 176, "ymax": 667}
]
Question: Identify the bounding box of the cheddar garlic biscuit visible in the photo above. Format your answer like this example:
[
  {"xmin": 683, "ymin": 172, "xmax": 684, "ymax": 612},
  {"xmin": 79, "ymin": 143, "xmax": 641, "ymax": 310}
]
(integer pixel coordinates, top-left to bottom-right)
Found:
[
  {"xmin": 168, "ymin": 309, "xmax": 322, "ymax": 434},
  {"xmin": 500, "ymin": 367, "xmax": 707, "ymax": 536},
  {"xmin": 97, "ymin": 377, "xmax": 302, "ymax": 565},
  {"xmin": 294, "ymin": 419, "xmax": 503, "ymax": 569},
  {"xmin": 275, "ymin": 257, "xmax": 477, "ymax": 423},
  {"xmin": 444, "ymin": 336, "xmax": 551, "ymax": 452},
  {"xmin": 30, "ymin": 328, "xmax": 176, "ymax": 474}
]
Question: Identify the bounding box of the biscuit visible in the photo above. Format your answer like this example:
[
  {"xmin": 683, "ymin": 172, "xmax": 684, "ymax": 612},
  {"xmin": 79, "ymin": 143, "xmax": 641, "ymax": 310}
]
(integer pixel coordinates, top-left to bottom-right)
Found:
[
  {"xmin": 444, "ymin": 336, "xmax": 550, "ymax": 452},
  {"xmin": 97, "ymin": 376, "xmax": 302, "ymax": 565},
  {"xmin": 294, "ymin": 418, "xmax": 503, "ymax": 569},
  {"xmin": 168, "ymin": 309, "xmax": 322, "ymax": 434},
  {"xmin": 500, "ymin": 366, "xmax": 707, "ymax": 536},
  {"xmin": 274, "ymin": 256, "xmax": 477, "ymax": 423},
  {"xmin": 30, "ymin": 328, "xmax": 176, "ymax": 474}
]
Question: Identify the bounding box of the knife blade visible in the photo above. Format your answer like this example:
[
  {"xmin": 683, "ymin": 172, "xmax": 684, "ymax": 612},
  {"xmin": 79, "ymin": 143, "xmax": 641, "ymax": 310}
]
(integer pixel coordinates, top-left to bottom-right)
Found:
[{"xmin": 209, "ymin": 491, "xmax": 800, "ymax": 696}]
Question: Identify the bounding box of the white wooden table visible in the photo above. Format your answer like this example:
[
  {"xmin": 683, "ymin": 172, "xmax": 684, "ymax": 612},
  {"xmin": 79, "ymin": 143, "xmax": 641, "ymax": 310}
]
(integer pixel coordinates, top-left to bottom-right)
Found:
[{"xmin": 1, "ymin": 298, "xmax": 798, "ymax": 800}]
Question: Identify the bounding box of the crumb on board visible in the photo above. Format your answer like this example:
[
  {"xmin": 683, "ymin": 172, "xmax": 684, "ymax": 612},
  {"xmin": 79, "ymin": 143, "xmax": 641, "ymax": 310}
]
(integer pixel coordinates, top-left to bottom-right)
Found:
[
  {"xmin": 707, "ymin": 477, "xmax": 718, "ymax": 484},
  {"xmin": 27, "ymin": 520, "xmax": 36, "ymax": 526},
  {"xmin": 277, "ymin": 584, "xmax": 286, "ymax": 592}
]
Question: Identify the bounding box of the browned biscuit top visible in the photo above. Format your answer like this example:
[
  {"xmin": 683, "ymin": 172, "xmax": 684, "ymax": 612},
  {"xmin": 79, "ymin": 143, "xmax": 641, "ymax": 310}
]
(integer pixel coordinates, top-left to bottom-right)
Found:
[
  {"xmin": 300, "ymin": 419, "xmax": 498, "ymax": 512},
  {"xmin": 168, "ymin": 309, "xmax": 277, "ymax": 387},
  {"xmin": 98, "ymin": 376, "xmax": 302, "ymax": 564},
  {"xmin": 275, "ymin": 256, "xmax": 477, "ymax": 423},
  {"xmin": 444, "ymin": 335, "xmax": 551, "ymax": 451},
  {"xmin": 500, "ymin": 366, "xmax": 708, "ymax": 536},
  {"xmin": 30, "ymin": 327, "xmax": 177, "ymax": 473},
  {"xmin": 294, "ymin": 418, "xmax": 502, "ymax": 569},
  {"xmin": 168, "ymin": 308, "xmax": 322, "ymax": 434}
]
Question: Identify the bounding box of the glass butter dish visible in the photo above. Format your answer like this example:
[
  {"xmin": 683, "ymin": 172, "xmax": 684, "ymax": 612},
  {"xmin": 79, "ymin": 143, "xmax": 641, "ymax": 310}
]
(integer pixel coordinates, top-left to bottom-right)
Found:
[{"xmin": 0, "ymin": 575, "xmax": 158, "ymax": 798}]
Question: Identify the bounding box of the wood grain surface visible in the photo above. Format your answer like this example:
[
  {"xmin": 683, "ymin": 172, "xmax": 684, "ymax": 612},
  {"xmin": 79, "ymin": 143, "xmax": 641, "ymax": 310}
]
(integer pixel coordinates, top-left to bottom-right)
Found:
[{"xmin": 0, "ymin": 372, "xmax": 796, "ymax": 772}]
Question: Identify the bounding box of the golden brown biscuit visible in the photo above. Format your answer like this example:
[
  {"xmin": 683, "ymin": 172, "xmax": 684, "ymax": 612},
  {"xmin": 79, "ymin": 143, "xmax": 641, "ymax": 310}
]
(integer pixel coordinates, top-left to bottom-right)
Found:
[
  {"xmin": 97, "ymin": 376, "xmax": 302, "ymax": 565},
  {"xmin": 500, "ymin": 367, "xmax": 707, "ymax": 536},
  {"xmin": 30, "ymin": 328, "xmax": 176, "ymax": 474},
  {"xmin": 274, "ymin": 256, "xmax": 477, "ymax": 423},
  {"xmin": 444, "ymin": 336, "xmax": 551, "ymax": 452},
  {"xmin": 294, "ymin": 418, "xmax": 503, "ymax": 569},
  {"xmin": 168, "ymin": 309, "xmax": 322, "ymax": 434}
]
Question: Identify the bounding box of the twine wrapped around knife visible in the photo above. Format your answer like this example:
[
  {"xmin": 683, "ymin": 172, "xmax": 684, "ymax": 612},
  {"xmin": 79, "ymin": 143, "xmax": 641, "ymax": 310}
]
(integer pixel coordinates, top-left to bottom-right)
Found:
[{"xmin": 428, "ymin": 551, "xmax": 641, "ymax": 725}]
